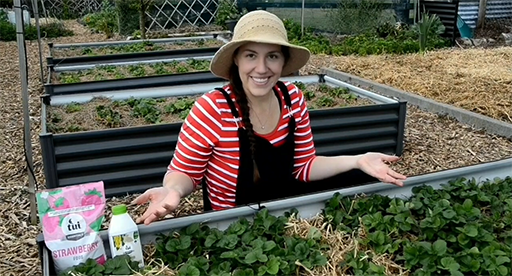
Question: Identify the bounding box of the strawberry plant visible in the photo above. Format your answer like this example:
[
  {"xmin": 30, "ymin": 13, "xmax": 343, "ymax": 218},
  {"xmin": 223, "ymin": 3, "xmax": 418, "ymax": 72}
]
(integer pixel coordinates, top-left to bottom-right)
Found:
[
  {"xmin": 165, "ymin": 98, "xmax": 196, "ymax": 120},
  {"xmin": 96, "ymin": 105, "xmax": 122, "ymax": 127},
  {"xmin": 127, "ymin": 98, "xmax": 162, "ymax": 124},
  {"xmin": 323, "ymin": 176, "xmax": 512, "ymax": 276},
  {"xmin": 154, "ymin": 208, "xmax": 329, "ymax": 276},
  {"xmin": 59, "ymin": 254, "xmax": 141, "ymax": 276}
]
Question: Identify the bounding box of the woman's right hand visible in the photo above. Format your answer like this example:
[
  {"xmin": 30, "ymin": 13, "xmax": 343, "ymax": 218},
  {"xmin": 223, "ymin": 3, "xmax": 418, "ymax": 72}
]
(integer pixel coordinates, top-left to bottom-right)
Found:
[{"xmin": 132, "ymin": 187, "xmax": 182, "ymax": 225}]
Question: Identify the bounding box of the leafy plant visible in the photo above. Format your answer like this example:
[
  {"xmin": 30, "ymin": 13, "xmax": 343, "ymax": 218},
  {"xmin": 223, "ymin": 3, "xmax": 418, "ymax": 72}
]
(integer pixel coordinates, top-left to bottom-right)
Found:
[
  {"xmin": 126, "ymin": 98, "xmax": 162, "ymax": 124},
  {"xmin": 215, "ymin": 0, "xmax": 242, "ymax": 29},
  {"xmin": 154, "ymin": 209, "xmax": 329, "ymax": 276},
  {"xmin": 324, "ymin": 177, "xmax": 512, "ymax": 276},
  {"xmin": 81, "ymin": 0, "xmax": 119, "ymax": 38},
  {"xmin": 165, "ymin": 98, "xmax": 195, "ymax": 120},
  {"xmin": 59, "ymin": 73, "xmax": 81, "ymax": 84},
  {"xmin": 65, "ymin": 102, "xmax": 83, "ymax": 113},
  {"xmin": 59, "ymin": 254, "xmax": 141, "ymax": 276},
  {"xmin": 415, "ymin": 12, "xmax": 446, "ymax": 54},
  {"xmin": 96, "ymin": 105, "xmax": 122, "ymax": 127}
]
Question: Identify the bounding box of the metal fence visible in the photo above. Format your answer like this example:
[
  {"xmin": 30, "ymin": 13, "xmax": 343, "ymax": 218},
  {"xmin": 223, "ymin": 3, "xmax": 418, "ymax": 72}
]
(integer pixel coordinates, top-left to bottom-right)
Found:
[{"xmin": 459, "ymin": 0, "xmax": 512, "ymax": 29}]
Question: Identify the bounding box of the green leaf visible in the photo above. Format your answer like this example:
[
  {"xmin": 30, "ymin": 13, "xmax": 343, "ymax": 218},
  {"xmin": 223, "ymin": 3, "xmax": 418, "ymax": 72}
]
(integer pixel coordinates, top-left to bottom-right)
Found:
[
  {"xmin": 496, "ymin": 256, "xmax": 510, "ymax": 266},
  {"xmin": 432, "ymin": 240, "xmax": 447, "ymax": 256},
  {"xmin": 464, "ymin": 225, "xmax": 478, "ymax": 237},
  {"xmin": 307, "ymin": 227, "xmax": 322, "ymax": 240},
  {"xmin": 442, "ymin": 209, "xmax": 456, "ymax": 219},
  {"xmin": 245, "ymin": 248, "xmax": 264, "ymax": 264},
  {"xmin": 294, "ymin": 243, "xmax": 309, "ymax": 259},
  {"xmin": 177, "ymin": 235, "xmax": 192, "ymax": 250},
  {"xmin": 262, "ymin": 240, "xmax": 276, "ymax": 252},
  {"xmin": 220, "ymin": 251, "xmax": 238, "ymax": 259},
  {"xmin": 440, "ymin": 257, "xmax": 460, "ymax": 272},
  {"xmin": 497, "ymin": 265, "xmax": 509, "ymax": 276},
  {"xmin": 178, "ymin": 264, "xmax": 200, "ymax": 276},
  {"xmin": 266, "ymin": 258, "xmax": 280, "ymax": 275}
]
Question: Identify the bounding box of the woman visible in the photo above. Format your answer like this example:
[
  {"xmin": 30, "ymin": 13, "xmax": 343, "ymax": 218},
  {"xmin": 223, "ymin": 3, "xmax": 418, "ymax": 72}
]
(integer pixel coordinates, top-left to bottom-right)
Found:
[{"xmin": 133, "ymin": 10, "xmax": 407, "ymax": 225}]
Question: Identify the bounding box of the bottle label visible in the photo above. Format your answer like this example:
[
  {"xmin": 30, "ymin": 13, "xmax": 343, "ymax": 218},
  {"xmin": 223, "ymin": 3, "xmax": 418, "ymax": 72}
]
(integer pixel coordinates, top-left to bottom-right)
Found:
[{"xmin": 111, "ymin": 230, "xmax": 144, "ymax": 267}]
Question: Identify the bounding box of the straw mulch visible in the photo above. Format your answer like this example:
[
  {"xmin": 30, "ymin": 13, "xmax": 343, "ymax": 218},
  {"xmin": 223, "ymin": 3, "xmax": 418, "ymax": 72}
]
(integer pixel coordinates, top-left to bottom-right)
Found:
[
  {"xmin": 0, "ymin": 20, "xmax": 511, "ymax": 276},
  {"xmin": 300, "ymin": 48, "xmax": 512, "ymax": 123}
]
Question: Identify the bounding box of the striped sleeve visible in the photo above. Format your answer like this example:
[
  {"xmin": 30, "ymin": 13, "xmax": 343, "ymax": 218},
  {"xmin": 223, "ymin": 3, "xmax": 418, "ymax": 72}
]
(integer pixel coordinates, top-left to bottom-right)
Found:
[
  {"xmin": 167, "ymin": 92, "xmax": 222, "ymax": 187},
  {"xmin": 289, "ymin": 84, "xmax": 317, "ymax": 182}
]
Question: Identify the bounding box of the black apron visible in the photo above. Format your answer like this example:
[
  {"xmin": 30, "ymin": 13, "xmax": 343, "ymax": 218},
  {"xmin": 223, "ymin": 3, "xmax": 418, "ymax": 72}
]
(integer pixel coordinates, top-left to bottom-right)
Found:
[
  {"xmin": 202, "ymin": 81, "xmax": 296, "ymax": 211},
  {"xmin": 201, "ymin": 82, "xmax": 379, "ymax": 211}
]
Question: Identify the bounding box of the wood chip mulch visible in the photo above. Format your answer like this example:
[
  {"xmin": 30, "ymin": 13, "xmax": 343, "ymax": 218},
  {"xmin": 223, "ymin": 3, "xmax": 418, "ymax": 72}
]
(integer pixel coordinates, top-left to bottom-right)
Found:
[{"xmin": 0, "ymin": 20, "xmax": 511, "ymax": 276}]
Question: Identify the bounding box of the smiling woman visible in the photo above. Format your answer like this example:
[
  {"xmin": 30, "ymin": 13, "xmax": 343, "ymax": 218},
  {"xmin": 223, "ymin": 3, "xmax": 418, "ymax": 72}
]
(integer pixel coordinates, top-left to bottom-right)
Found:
[{"xmin": 132, "ymin": 10, "xmax": 408, "ymax": 225}]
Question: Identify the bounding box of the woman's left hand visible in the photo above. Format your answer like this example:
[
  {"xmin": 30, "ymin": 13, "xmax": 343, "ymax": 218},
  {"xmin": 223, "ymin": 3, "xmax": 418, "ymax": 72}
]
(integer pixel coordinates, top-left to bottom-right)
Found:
[{"xmin": 356, "ymin": 152, "xmax": 407, "ymax": 187}]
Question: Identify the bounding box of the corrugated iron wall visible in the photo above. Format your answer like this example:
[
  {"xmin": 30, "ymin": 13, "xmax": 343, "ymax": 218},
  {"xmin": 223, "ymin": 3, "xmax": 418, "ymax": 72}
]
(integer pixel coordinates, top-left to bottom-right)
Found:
[{"xmin": 459, "ymin": 0, "xmax": 512, "ymax": 29}]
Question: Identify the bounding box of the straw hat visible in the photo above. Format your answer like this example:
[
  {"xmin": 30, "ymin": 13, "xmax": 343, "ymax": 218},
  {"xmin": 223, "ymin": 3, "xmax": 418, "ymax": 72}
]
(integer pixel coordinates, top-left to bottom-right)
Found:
[{"xmin": 210, "ymin": 10, "xmax": 311, "ymax": 80}]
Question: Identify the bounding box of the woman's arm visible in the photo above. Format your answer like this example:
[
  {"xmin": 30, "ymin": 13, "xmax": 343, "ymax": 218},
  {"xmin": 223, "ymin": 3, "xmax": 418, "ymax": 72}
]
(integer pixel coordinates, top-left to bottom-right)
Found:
[
  {"xmin": 164, "ymin": 92, "xmax": 223, "ymax": 195},
  {"xmin": 289, "ymin": 83, "xmax": 406, "ymax": 186},
  {"xmin": 308, "ymin": 155, "xmax": 362, "ymax": 181}
]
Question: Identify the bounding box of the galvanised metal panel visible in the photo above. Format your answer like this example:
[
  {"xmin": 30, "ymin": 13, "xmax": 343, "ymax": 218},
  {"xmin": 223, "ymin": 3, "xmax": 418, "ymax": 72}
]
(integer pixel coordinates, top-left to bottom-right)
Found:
[
  {"xmin": 44, "ymin": 71, "xmax": 225, "ymax": 96},
  {"xmin": 459, "ymin": 0, "xmax": 512, "ymax": 29},
  {"xmin": 47, "ymin": 47, "xmax": 220, "ymax": 71},
  {"xmin": 40, "ymin": 80, "xmax": 406, "ymax": 197}
]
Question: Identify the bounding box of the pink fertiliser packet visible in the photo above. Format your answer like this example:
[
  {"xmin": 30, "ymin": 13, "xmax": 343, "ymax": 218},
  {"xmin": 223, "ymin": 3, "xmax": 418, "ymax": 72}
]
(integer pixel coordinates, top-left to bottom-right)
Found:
[{"xmin": 36, "ymin": 181, "xmax": 107, "ymax": 274}]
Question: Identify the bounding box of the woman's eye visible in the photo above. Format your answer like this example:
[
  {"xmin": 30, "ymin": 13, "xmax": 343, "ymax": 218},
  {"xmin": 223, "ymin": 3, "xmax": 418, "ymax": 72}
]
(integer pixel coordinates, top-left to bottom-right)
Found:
[
  {"xmin": 269, "ymin": 54, "xmax": 279, "ymax": 59},
  {"xmin": 246, "ymin": 53, "xmax": 256, "ymax": 58}
]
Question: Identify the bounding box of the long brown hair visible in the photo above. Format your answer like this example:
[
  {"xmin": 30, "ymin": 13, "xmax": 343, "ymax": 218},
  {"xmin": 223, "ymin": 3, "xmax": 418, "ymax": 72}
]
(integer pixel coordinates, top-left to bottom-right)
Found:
[{"xmin": 228, "ymin": 45, "xmax": 290, "ymax": 183}]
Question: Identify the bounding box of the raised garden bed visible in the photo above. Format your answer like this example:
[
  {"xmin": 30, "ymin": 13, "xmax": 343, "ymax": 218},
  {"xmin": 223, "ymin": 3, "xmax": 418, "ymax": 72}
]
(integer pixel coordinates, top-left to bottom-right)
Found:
[
  {"xmin": 39, "ymin": 74, "xmax": 406, "ymax": 197},
  {"xmin": 46, "ymin": 82, "xmax": 374, "ymax": 133},
  {"xmin": 43, "ymin": 71, "xmax": 225, "ymax": 100},
  {"xmin": 49, "ymin": 36, "xmax": 227, "ymax": 57},
  {"xmin": 37, "ymin": 158, "xmax": 512, "ymax": 276},
  {"xmin": 53, "ymin": 59, "xmax": 212, "ymax": 84},
  {"xmin": 47, "ymin": 47, "xmax": 219, "ymax": 72}
]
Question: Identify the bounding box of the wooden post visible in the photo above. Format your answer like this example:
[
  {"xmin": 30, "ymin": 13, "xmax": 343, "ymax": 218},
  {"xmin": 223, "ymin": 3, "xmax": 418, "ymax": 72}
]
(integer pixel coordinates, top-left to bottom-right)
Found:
[{"xmin": 477, "ymin": 0, "xmax": 487, "ymax": 28}]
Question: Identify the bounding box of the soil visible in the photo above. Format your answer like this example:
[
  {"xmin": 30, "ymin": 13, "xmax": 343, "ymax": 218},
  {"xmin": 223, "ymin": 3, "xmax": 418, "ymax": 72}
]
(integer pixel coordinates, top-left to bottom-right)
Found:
[
  {"xmin": 1, "ymin": 19, "xmax": 512, "ymax": 276},
  {"xmin": 53, "ymin": 59, "xmax": 211, "ymax": 83},
  {"xmin": 46, "ymin": 83, "xmax": 374, "ymax": 134},
  {"xmin": 52, "ymin": 39, "xmax": 225, "ymax": 57}
]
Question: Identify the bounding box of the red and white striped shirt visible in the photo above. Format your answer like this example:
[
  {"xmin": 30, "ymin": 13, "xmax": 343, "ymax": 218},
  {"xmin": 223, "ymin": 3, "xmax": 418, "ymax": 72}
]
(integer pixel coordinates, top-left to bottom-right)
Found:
[{"xmin": 166, "ymin": 81, "xmax": 317, "ymax": 210}]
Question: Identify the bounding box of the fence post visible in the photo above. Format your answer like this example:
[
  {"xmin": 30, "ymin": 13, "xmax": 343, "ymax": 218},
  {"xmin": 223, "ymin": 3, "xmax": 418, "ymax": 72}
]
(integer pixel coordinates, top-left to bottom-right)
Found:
[{"xmin": 477, "ymin": 0, "xmax": 487, "ymax": 28}]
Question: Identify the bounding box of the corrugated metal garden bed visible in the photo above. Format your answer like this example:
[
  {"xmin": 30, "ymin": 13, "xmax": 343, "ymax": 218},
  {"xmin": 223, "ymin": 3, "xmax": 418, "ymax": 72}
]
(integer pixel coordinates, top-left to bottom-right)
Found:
[{"xmin": 39, "ymin": 74, "xmax": 406, "ymax": 197}]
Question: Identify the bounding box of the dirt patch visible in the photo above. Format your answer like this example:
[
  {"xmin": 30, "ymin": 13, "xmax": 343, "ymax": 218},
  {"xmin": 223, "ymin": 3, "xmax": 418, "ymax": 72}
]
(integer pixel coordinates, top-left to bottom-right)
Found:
[
  {"xmin": 474, "ymin": 19, "xmax": 512, "ymax": 40},
  {"xmin": 46, "ymin": 83, "xmax": 372, "ymax": 134},
  {"xmin": 301, "ymin": 48, "xmax": 512, "ymax": 124},
  {"xmin": 52, "ymin": 39, "xmax": 224, "ymax": 57},
  {"xmin": 53, "ymin": 59, "xmax": 211, "ymax": 83}
]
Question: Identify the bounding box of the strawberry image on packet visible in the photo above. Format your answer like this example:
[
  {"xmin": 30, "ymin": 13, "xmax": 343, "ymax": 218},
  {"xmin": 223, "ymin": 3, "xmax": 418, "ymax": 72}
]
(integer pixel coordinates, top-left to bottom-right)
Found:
[{"xmin": 36, "ymin": 181, "xmax": 107, "ymax": 274}]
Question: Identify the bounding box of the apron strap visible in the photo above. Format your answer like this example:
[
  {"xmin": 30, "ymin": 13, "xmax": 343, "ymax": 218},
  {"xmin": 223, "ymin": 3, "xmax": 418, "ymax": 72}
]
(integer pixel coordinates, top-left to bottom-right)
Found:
[{"xmin": 275, "ymin": 81, "xmax": 293, "ymax": 108}]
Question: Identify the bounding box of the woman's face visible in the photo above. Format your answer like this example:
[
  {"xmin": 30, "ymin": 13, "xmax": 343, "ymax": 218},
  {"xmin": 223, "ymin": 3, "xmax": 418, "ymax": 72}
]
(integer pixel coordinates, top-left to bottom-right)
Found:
[{"xmin": 234, "ymin": 42, "xmax": 286, "ymax": 99}]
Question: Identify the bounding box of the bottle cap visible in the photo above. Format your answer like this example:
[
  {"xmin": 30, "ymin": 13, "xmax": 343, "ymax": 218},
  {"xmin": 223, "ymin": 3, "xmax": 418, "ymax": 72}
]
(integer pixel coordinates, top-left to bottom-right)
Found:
[{"xmin": 112, "ymin": 204, "xmax": 127, "ymax": 215}]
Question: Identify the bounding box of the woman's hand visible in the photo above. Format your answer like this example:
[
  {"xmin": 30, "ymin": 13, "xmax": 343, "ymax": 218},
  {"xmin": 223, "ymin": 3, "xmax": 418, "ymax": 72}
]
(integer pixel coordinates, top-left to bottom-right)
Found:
[
  {"xmin": 356, "ymin": 152, "xmax": 407, "ymax": 187},
  {"xmin": 131, "ymin": 187, "xmax": 182, "ymax": 225}
]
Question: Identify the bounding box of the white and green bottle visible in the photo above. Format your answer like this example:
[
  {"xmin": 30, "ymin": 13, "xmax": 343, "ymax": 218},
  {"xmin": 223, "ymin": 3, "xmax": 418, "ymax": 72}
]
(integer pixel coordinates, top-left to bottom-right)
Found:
[{"xmin": 108, "ymin": 204, "xmax": 144, "ymax": 268}]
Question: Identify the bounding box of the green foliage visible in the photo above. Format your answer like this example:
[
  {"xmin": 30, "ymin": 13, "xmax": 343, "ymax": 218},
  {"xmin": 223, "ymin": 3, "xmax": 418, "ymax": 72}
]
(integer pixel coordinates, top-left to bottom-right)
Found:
[
  {"xmin": 0, "ymin": 0, "xmax": 13, "ymax": 8},
  {"xmin": 125, "ymin": 97, "xmax": 162, "ymax": 124},
  {"xmin": 96, "ymin": 105, "xmax": 122, "ymax": 127},
  {"xmin": 59, "ymin": 254, "xmax": 141, "ymax": 276},
  {"xmin": 415, "ymin": 12, "xmax": 446, "ymax": 54},
  {"xmin": 215, "ymin": 0, "xmax": 241, "ymax": 29},
  {"xmin": 154, "ymin": 209, "xmax": 328, "ymax": 276},
  {"xmin": 0, "ymin": 20, "xmax": 73, "ymax": 42},
  {"xmin": 114, "ymin": 0, "xmax": 140, "ymax": 36},
  {"xmin": 82, "ymin": 0, "xmax": 119, "ymax": 38},
  {"xmin": 165, "ymin": 98, "xmax": 195, "ymax": 120},
  {"xmin": 283, "ymin": 18, "xmax": 450, "ymax": 57},
  {"xmin": 328, "ymin": 0, "xmax": 389, "ymax": 35},
  {"xmin": 323, "ymin": 176, "xmax": 512, "ymax": 276}
]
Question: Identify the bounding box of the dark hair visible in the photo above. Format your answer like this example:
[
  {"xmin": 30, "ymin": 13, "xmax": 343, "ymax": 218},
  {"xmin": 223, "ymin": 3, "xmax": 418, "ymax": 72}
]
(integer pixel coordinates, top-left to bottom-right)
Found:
[{"xmin": 228, "ymin": 46, "xmax": 290, "ymax": 183}]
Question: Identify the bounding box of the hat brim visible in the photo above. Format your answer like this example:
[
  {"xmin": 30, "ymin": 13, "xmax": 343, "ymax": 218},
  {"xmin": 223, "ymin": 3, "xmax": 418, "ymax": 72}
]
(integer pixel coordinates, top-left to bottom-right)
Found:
[{"xmin": 209, "ymin": 38, "xmax": 311, "ymax": 80}]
